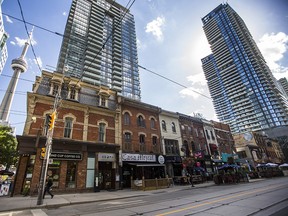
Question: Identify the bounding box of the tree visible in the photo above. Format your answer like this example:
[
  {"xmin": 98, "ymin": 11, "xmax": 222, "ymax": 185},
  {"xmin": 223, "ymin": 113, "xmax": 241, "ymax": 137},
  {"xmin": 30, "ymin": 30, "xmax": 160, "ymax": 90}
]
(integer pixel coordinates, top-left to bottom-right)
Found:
[{"xmin": 0, "ymin": 125, "xmax": 18, "ymax": 170}]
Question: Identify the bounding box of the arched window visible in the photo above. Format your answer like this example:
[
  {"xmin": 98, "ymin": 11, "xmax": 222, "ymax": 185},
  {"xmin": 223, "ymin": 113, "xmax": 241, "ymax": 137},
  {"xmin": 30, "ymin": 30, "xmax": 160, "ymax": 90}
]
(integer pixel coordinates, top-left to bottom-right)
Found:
[
  {"xmin": 124, "ymin": 132, "xmax": 132, "ymax": 151},
  {"xmin": 171, "ymin": 122, "xmax": 176, "ymax": 133},
  {"xmin": 139, "ymin": 134, "xmax": 145, "ymax": 152},
  {"xmin": 64, "ymin": 117, "xmax": 73, "ymax": 138},
  {"xmin": 124, "ymin": 112, "xmax": 130, "ymax": 125},
  {"xmin": 150, "ymin": 118, "xmax": 156, "ymax": 129},
  {"xmin": 99, "ymin": 123, "xmax": 106, "ymax": 142},
  {"xmin": 162, "ymin": 120, "xmax": 167, "ymax": 131},
  {"xmin": 137, "ymin": 115, "xmax": 145, "ymax": 127}
]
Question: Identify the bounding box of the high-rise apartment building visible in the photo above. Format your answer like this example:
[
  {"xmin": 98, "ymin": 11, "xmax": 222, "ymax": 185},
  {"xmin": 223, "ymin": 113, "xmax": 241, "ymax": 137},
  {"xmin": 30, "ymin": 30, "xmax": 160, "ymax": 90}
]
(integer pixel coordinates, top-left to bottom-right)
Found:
[
  {"xmin": 0, "ymin": 0, "xmax": 8, "ymax": 75},
  {"xmin": 57, "ymin": 0, "xmax": 141, "ymax": 100},
  {"xmin": 278, "ymin": 78, "xmax": 288, "ymax": 99},
  {"xmin": 201, "ymin": 4, "xmax": 288, "ymax": 134}
]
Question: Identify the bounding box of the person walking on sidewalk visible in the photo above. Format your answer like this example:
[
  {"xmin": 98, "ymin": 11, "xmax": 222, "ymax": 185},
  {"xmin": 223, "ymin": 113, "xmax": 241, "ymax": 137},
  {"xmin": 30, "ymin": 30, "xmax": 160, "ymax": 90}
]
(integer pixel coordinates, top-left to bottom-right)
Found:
[
  {"xmin": 43, "ymin": 176, "xmax": 54, "ymax": 199},
  {"xmin": 186, "ymin": 171, "xmax": 195, "ymax": 187}
]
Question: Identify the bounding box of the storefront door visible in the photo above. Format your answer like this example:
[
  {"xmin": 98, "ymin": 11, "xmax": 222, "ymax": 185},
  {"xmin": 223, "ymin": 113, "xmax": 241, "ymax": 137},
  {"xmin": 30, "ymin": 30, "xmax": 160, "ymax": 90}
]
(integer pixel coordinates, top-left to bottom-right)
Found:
[{"xmin": 98, "ymin": 162, "xmax": 115, "ymax": 190}]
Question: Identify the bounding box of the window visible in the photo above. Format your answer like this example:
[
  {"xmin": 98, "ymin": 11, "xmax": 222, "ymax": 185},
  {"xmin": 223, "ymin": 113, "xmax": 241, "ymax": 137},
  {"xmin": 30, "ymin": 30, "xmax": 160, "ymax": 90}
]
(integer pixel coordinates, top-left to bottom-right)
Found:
[
  {"xmin": 66, "ymin": 161, "xmax": 76, "ymax": 188},
  {"xmin": 188, "ymin": 126, "xmax": 192, "ymax": 135},
  {"xmin": 69, "ymin": 88, "xmax": 77, "ymax": 100},
  {"xmin": 205, "ymin": 130, "xmax": 210, "ymax": 139},
  {"xmin": 150, "ymin": 118, "xmax": 156, "ymax": 129},
  {"xmin": 162, "ymin": 120, "xmax": 167, "ymax": 131},
  {"xmin": 124, "ymin": 112, "xmax": 130, "ymax": 125},
  {"xmin": 171, "ymin": 122, "xmax": 176, "ymax": 133},
  {"xmin": 124, "ymin": 132, "xmax": 132, "ymax": 151},
  {"xmin": 99, "ymin": 96, "xmax": 107, "ymax": 107},
  {"xmin": 191, "ymin": 142, "xmax": 196, "ymax": 152},
  {"xmin": 139, "ymin": 134, "xmax": 145, "ymax": 152},
  {"xmin": 181, "ymin": 125, "xmax": 186, "ymax": 133},
  {"xmin": 64, "ymin": 117, "xmax": 73, "ymax": 138},
  {"xmin": 137, "ymin": 115, "xmax": 145, "ymax": 127},
  {"xmin": 52, "ymin": 84, "xmax": 59, "ymax": 96},
  {"xmin": 99, "ymin": 123, "xmax": 106, "ymax": 142},
  {"xmin": 210, "ymin": 131, "xmax": 215, "ymax": 140},
  {"xmin": 152, "ymin": 136, "xmax": 157, "ymax": 145},
  {"xmin": 165, "ymin": 139, "xmax": 179, "ymax": 155},
  {"xmin": 195, "ymin": 128, "xmax": 198, "ymax": 137}
]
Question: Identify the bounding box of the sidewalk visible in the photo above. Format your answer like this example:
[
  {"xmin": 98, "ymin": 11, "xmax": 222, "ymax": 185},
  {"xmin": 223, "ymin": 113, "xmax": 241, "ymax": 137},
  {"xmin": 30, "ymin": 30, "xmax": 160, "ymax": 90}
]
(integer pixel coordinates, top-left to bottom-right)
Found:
[{"xmin": 0, "ymin": 179, "xmax": 263, "ymax": 212}]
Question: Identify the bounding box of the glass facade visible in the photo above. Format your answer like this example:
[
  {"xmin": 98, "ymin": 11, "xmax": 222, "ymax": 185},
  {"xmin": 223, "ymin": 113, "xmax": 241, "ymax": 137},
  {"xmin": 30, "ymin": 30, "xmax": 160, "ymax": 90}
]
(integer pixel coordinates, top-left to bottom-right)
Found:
[
  {"xmin": 201, "ymin": 4, "xmax": 288, "ymax": 134},
  {"xmin": 57, "ymin": 0, "xmax": 141, "ymax": 100},
  {"xmin": 0, "ymin": 0, "xmax": 8, "ymax": 75}
]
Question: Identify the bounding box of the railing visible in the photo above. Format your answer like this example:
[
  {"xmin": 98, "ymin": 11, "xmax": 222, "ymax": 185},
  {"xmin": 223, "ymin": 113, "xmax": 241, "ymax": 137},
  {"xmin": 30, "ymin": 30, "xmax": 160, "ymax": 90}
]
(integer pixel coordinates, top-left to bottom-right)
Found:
[{"xmin": 131, "ymin": 177, "xmax": 173, "ymax": 191}]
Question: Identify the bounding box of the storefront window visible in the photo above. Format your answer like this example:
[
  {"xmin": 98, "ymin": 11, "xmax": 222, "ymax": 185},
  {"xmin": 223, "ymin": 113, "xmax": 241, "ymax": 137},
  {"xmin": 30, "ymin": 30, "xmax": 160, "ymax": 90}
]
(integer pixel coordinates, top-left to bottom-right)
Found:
[
  {"xmin": 47, "ymin": 160, "xmax": 60, "ymax": 188},
  {"xmin": 66, "ymin": 161, "xmax": 76, "ymax": 188},
  {"xmin": 86, "ymin": 156, "xmax": 95, "ymax": 188},
  {"xmin": 22, "ymin": 155, "xmax": 35, "ymax": 195}
]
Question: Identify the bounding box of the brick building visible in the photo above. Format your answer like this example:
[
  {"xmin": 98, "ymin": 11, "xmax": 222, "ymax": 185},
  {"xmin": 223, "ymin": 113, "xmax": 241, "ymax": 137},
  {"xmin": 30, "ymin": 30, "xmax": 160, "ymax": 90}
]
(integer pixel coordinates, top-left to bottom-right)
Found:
[
  {"xmin": 14, "ymin": 70, "xmax": 121, "ymax": 195},
  {"xmin": 117, "ymin": 97, "xmax": 165, "ymax": 188}
]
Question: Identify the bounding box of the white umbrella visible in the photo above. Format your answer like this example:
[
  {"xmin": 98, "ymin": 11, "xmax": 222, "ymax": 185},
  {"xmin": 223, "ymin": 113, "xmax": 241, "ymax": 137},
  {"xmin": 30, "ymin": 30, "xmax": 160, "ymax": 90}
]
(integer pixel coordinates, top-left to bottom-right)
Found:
[
  {"xmin": 266, "ymin": 163, "xmax": 278, "ymax": 167},
  {"xmin": 279, "ymin": 163, "xmax": 288, "ymax": 168}
]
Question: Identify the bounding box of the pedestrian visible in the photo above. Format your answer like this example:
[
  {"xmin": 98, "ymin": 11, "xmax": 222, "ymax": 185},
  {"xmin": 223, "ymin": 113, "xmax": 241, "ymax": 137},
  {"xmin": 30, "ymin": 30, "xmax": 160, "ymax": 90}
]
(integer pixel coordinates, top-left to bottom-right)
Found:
[
  {"xmin": 190, "ymin": 170, "xmax": 195, "ymax": 188},
  {"xmin": 43, "ymin": 176, "xmax": 54, "ymax": 199}
]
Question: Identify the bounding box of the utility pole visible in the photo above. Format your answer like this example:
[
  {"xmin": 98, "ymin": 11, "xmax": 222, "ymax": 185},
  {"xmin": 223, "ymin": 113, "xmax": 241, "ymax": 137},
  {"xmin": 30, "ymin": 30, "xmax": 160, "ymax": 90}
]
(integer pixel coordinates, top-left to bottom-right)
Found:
[
  {"xmin": 36, "ymin": 66, "xmax": 68, "ymax": 205},
  {"xmin": 36, "ymin": 91, "xmax": 60, "ymax": 205}
]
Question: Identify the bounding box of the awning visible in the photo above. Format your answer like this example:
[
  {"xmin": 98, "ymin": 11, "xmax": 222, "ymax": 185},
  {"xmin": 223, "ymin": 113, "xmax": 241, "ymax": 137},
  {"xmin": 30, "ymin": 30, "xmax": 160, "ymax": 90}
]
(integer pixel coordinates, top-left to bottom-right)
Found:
[{"xmin": 128, "ymin": 163, "xmax": 165, "ymax": 167}]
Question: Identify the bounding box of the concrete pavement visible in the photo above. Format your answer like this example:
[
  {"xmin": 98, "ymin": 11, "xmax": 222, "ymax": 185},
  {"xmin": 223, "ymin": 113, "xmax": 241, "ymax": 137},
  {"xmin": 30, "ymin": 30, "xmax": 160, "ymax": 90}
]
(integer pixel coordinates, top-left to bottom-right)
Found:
[{"xmin": 0, "ymin": 179, "xmax": 263, "ymax": 212}]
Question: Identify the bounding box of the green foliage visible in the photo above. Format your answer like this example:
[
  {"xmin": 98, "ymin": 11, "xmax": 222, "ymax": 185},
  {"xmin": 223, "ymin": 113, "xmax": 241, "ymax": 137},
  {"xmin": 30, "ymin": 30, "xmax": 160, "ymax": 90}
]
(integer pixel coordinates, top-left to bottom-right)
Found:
[{"xmin": 0, "ymin": 125, "xmax": 18, "ymax": 169}]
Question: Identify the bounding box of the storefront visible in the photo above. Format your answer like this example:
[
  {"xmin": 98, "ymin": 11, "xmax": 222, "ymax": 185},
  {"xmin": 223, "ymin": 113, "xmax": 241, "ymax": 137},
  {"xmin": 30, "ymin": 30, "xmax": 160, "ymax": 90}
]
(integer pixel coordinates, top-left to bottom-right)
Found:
[
  {"xmin": 164, "ymin": 155, "xmax": 182, "ymax": 178},
  {"xmin": 13, "ymin": 136, "xmax": 120, "ymax": 196},
  {"xmin": 121, "ymin": 153, "xmax": 166, "ymax": 188}
]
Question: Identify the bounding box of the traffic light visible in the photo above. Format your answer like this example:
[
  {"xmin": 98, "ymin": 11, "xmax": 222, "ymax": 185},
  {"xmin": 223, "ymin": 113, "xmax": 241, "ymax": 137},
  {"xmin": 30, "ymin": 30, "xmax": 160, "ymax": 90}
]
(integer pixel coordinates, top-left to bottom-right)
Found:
[
  {"xmin": 40, "ymin": 148, "xmax": 46, "ymax": 159},
  {"xmin": 48, "ymin": 111, "xmax": 56, "ymax": 130}
]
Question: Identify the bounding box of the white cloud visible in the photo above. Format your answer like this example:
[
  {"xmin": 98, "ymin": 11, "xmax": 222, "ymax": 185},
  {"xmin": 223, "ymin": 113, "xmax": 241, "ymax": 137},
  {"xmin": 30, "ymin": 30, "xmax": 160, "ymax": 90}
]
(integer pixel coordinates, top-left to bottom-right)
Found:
[
  {"xmin": 13, "ymin": 36, "xmax": 37, "ymax": 47},
  {"xmin": 5, "ymin": 15, "xmax": 13, "ymax": 23},
  {"xmin": 145, "ymin": 16, "xmax": 165, "ymax": 42},
  {"xmin": 63, "ymin": 12, "xmax": 67, "ymax": 16},
  {"xmin": 186, "ymin": 73, "xmax": 207, "ymax": 86},
  {"xmin": 179, "ymin": 87, "xmax": 205, "ymax": 100},
  {"xmin": 257, "ymin": 32, "xmax": 288, "ymax": 79}
]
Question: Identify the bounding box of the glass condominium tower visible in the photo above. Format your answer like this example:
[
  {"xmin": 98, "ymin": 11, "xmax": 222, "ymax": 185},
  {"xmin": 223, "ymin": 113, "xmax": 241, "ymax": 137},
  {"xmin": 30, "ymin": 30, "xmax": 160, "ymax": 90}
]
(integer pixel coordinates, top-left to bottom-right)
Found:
[
  {"xmin": 201, "ymin": 4, "xmax": 288, "ymax": 134},
  {"xmin": 57, "ymin": 0, "xmax": 141, "ymax": 100}
]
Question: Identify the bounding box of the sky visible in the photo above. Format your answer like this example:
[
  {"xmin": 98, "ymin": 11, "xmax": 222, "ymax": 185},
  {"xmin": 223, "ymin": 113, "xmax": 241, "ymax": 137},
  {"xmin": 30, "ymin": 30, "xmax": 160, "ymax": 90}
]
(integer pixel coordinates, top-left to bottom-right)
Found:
[{"xmin": 1, "ymin": 0, "xmax": 288, "ymax": 135}]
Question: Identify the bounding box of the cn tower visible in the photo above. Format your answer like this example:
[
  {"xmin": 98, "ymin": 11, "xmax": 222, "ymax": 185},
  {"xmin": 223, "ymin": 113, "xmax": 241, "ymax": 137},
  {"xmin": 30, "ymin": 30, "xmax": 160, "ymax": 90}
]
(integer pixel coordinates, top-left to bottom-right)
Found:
[{"xmin": 0, "ymin": 28, "xmax": 33, "ymax": 124}]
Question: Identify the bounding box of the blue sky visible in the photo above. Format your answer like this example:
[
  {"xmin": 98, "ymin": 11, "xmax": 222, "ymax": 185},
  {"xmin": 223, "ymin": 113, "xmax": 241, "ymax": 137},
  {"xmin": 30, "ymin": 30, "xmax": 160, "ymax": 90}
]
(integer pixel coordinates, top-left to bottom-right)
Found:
[{"xmin": 1, "ymin": 0, "xmax": 288, "ymax": 135}]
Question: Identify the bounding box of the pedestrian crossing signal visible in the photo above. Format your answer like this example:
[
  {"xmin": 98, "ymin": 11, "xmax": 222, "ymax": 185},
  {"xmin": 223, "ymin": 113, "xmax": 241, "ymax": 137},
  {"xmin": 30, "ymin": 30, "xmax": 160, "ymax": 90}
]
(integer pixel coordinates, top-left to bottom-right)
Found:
[
  {"xmin": 41, "ymin": 148, "xmax": 46, "ymax": 159},
  {"xmin": 48, "ymin": 111, "xmax": 56, "ymax": 130}
]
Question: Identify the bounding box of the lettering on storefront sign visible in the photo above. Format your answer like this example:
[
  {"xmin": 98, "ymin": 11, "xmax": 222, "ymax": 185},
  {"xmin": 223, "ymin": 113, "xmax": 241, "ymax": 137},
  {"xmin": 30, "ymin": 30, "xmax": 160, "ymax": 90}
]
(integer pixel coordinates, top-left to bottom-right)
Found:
[
  {"xmin": 98, "ymin": 153, "xmax": 115, "ymax": 162},
  {"xmin": 49, "ymin": 152, "xmax": 82, "ymax": 160},
  {"xmin": 122, "ymin": 153, "xmax": 156, "ymax": 162}
]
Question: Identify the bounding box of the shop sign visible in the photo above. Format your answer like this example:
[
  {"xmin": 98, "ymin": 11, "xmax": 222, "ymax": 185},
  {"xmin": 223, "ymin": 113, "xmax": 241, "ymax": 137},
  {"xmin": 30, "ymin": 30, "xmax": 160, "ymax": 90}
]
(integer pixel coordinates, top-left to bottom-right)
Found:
[
  {"xmin": 122, "ymin": 153, "xmax": 156, "ymax": 162},
  {"xmin": 50, "ymin": 152, "xmax": 82, "ymax": 160},
  {"xmin": 158, "ymin": 155, "xmax": 165, "ymax": 164},
  {"xmin": 98, "ymin": 153, "xmax": 116, "ymax": 162}
]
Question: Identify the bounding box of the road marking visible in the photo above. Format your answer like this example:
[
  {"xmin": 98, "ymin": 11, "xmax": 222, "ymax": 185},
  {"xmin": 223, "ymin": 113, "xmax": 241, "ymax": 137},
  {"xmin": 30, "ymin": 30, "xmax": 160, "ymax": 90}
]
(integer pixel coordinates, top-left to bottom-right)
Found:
[
  {"xmin": 31, "ymin": 209, "xmax": 48, "ymax": 216},
  {"xmin": 156, "ymin": 185, "xmax": 281, "ymax": 216},
  {"xmin": 99, "ymin": 200, "xmax": 144, "ymax": 205}
]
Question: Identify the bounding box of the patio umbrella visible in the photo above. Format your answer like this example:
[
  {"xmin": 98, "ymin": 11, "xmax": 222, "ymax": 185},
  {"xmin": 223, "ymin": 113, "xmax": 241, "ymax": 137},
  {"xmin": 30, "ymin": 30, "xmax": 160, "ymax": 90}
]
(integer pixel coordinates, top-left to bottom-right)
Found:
[
  {"xmin": 279, "ymin": 163, "xmax": 288, "ymax": 168},
  {"xmin": 218, "ymin": 164, "xmax": 240, "ymax": 170},
  {"xmin": 265, "ymin": 163, "xmax": 278, "ymax": 167}
]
